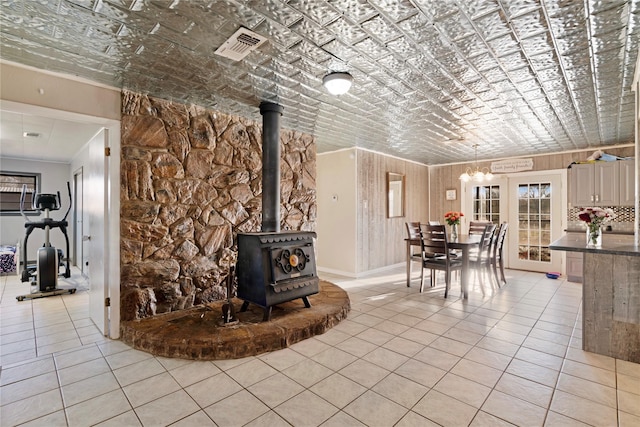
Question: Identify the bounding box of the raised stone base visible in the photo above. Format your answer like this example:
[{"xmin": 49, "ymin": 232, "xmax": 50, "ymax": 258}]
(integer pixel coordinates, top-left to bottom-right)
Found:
[{"xmin": 120, "ymin": 280, "xmax": 350, "ymax": 360}]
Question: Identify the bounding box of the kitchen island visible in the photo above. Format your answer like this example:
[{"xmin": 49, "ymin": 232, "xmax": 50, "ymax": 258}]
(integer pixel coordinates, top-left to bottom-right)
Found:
[{"xmin": 550, "ymin": 234, "xmax": 639, "ymax": 362}]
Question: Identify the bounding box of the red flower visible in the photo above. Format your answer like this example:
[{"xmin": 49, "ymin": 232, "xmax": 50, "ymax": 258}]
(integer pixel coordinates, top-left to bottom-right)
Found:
[
  {"xmin": 577, "ymin": 207, "xmax": 614, "ymax": 226},
  {"xmin": 578, "ymin": 212, "xmax": 592, "ymax": 223},
  {"xmin": 444, "ymin": 211, "xmax": 464, "ymax": 226}
]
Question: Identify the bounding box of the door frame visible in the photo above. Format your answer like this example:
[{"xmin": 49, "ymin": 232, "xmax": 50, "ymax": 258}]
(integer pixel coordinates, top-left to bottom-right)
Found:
[
  {"xmin": 73, "ymin": 167, "xmax": 84, "ymax": 274},
  {"xmin": 507, "ymin": 170, "xmax": 566, "ymax": 273},
  {"xmin": 2, "ymin": 100, "xmax": 121, "ymax": 339},
  {"xmin": 461, "ymin": 169, "xmax": 568, "ymax": 273},
  {"xmin": 461, "ymin": 176, "xmax": 509, "ymax": 268}
]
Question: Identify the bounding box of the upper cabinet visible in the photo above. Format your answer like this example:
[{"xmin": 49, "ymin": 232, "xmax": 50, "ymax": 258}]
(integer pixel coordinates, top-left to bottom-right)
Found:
[
  {"xmin": 570, "ymin": 161, "xmax": 635, "ymax": 207},
  {"xmin": 594, "ymin": 161, "xmax": 620, "ymax": 206},
  {"xmin": 571, "ymin": 162, "xmax": 618, "ymax": 206},
  {"xmin": 572, "ymin": 163, "xmax": 598, "ymax": 206},
  {"xmin": 619, "ymin": 159, "xmax": 635, "ymax": 206}
]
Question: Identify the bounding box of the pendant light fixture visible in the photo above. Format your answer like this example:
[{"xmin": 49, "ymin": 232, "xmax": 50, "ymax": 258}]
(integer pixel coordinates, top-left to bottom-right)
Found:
[
  {"xmin": 322, "ymin": 72, "xmax": 353, "ymax": 95},
  {"xmin": 459, "ymin": 144, "xmax": 493, "ymax": 182}
]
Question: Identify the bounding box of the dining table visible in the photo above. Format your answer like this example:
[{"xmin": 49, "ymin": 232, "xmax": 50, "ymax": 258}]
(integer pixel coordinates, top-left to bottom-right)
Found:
[
  {"xmin": 406, "ymin": 232, "xmax": 482, "ymax": 299},
  {"xmin": 448, "ymin": 234, "xmax": 482, "ymax": 299}
]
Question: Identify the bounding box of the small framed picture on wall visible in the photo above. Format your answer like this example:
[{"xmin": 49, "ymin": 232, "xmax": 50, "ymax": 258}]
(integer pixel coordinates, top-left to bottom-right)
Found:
[{"xmin": 445, "ymin": 189, "xmax": 456, "ymax": 201}]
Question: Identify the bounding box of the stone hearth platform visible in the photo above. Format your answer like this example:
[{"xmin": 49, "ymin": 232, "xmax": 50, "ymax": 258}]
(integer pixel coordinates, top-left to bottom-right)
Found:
[{"xmin": 120, "ymin": 280, "xmax": 350, "ymax": 360}]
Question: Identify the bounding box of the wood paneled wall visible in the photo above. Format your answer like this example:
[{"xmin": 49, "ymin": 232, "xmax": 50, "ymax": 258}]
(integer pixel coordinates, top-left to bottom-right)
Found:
[
  {"xmin": 357, "ymin": 150, "xmax": 429, "ymax": 273},
  {"xmin": 429, "ymin": 146, "xmax": 635, "ymax": 224}
]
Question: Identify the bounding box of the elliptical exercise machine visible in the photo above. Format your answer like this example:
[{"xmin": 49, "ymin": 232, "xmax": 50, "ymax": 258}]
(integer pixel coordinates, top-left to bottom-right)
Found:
[{"xmin": 16, "ymin": 182, "xmax": 76, "ymax": 301}]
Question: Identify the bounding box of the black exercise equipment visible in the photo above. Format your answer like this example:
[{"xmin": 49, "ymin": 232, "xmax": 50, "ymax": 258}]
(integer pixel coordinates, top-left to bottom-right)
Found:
[{"xmin": 16, "ymin": 182, "xmax": 76, "ymax": 301}]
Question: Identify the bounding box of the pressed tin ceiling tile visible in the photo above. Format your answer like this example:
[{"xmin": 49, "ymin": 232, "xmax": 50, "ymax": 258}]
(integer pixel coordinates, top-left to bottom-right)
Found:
[
  {"xmin": 369, "ymin": 0, "xmax": 418, "ymax": 22},
  {"xmin": 325, "ymin": 17, "xmax": 367, "ymax": 45},
  {"xmin": 361, "ymin": 14, "xmax": 402, "ymax": 43},
  {"xmin": 287, "ymin": 0, "xmax": 339, "ymax": 26},
  {"xmin": 520, "ymin": 32, "xmax": 554, "ymax": 56},
  {"xmin": 327, "ymin": 0, "xmax": 378, "ymax": 23},
  {"xmin": 0, "ymin": 0, "xmax": 638, "ymax": 165}
]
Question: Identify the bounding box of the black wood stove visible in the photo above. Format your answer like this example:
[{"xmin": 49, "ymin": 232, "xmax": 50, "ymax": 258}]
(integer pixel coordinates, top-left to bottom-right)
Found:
[
  {"xmin": 235, "ymin": 102, "xmax": 319, "ymax": 321},
  {"xmin": 236, "ymin": 231, "xmax": 319, "ymax": 321}
]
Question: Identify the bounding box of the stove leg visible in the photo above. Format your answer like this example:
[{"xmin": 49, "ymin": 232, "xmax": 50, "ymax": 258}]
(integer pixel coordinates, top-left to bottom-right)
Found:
[
  {"xmin": 240, "ymin": 301, "xmax": 250, "ymax": 312},
  {"xmin": 302, "ymin": 296, "xmax": 311, "ymax": 308},
  {"xmin": 263, "ymin": 306, "xmax": 272, "ymax": 322}
]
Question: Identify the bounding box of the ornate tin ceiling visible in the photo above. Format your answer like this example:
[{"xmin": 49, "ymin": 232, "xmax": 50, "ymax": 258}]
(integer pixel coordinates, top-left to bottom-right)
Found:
[{"xmin": 1, "ymin": 0, "xmax": 638, "ymax": 165}]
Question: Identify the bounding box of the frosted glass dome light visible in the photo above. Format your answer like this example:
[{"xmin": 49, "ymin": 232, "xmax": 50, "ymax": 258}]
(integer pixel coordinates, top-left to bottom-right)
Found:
[{"xmin": 322, "ymin": 72, "xmax": 353, "ymax": 95}]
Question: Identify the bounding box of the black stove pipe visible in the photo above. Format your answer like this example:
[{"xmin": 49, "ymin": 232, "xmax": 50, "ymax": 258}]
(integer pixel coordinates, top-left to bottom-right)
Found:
[{"xmin": 259, "ymin": 102, "xmax": 284, "ymax": 232}]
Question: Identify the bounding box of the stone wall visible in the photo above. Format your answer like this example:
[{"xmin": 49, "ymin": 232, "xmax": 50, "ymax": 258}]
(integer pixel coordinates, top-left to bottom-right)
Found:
[{"xmin": 120, "ymin": 91, "xmax": 316, "ymax": 321}]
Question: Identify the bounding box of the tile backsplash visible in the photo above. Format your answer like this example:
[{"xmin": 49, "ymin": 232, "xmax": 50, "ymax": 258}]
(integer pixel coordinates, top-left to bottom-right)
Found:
[{"xmin": 568, "ymin": 206, "xmax": 635, "ymax": 232}]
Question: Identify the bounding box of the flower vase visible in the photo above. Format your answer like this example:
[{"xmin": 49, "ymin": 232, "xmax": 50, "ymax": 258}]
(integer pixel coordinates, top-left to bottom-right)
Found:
[
  {"xmin": 451, "ymin": 223, "xmax": 458, "ymax": 240},
  {"xmin": 586, "ymin": 224, "xmax": 602, "ymax": 248}
]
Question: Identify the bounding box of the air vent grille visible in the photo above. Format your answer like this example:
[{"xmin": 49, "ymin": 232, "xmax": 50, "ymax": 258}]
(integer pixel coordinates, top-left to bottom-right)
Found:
[{"xmin": 214, "ymin": 28, "xmax": 267, "ymax": 61}]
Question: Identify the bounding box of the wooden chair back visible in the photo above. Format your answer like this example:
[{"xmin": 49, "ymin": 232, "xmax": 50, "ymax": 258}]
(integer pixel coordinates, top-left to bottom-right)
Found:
[
  {"xmin": 469, "ymin": 220, "xmax": 492, "ymax": 235},
  {"xmin": 493, "ymin": 222, "xmax": 508, "ymax": 259},
  {"xmin": 405, "ymin": 222, "xmax": 421, "ymax": 240},
  {"xmin": 419, "ymin": 224, "xmax": 448, "ymax": 259},
  {"xmin": 479, "ymin": 224, "xmax": 497, "ymax": 258}
]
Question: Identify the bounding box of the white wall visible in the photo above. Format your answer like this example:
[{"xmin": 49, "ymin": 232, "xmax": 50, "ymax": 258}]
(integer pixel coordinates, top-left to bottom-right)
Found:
[
  {"xmin": 1, "ymin": 62, "xmax": 120, "ymax": 120},
  {"xmin": 0, "ymin": 158, "xmax": 71, "ymax": 262},
  {"xmin": 316, "ymin": 149, "xmax": 358, "ymax": 276}
]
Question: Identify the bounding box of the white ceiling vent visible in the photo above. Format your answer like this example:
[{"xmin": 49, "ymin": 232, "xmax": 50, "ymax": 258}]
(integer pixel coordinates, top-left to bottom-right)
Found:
[{"xmin": 214, "ymin": 27, "xmax": 267, "ymax": 61}]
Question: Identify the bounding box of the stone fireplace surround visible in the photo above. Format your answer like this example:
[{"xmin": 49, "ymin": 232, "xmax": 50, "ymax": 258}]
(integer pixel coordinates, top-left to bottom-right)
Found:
[
  {"xmin": 118, "ymin": 92, "xmax": 351, "ymax": 359},
  {"xmin": 119, "ymin": 91, "xmax": 318, "ymax": 323}
]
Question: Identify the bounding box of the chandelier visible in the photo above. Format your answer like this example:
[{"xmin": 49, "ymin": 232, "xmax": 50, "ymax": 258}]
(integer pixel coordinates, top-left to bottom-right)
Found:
[{"xmin": 459, "ymin": 144, "xmax": 493, "ymax": 182}]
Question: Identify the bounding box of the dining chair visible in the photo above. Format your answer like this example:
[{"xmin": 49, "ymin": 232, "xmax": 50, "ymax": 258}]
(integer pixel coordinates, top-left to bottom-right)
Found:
[
  {"xmin": 491, "ymin": 222, "xmax": 509, "ymax": 287},
  {"xmin": 469, "ymin": 223, "xmax": 497, "ymax": 294},
  {"xmin": 419, "ymin": 224, "xmax": 462, "ymax": 297},
  {"xmin": 405, "ymin": 222, "xmax": 423, "ymax": 288},
  {"xmin": 406, "ymin": 222, "xmax": 422, "ymax": 257},
  {"xmin": 406, "ymin": 222, "xmax": 421, "ymax": 243},
  {"xmin": 468, "ymin": 220, "xmax": 492, "ymax": 235}
]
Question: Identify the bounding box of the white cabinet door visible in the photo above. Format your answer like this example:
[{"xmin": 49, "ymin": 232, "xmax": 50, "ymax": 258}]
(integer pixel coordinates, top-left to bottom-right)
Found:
[
  {"xmin": 572, "ymin": 163, "xmax": 595, "ymax": 206},
  {"xmin": 619, "ymin": 159, "xmax": 635, "ymax": 206},
  {"xmin": 594, "ymin": 162, "xmax": 619, "ymax": 206},
  {"xmin": 571, "ymin": 162, "xmax": 624, "ymax": 207}
]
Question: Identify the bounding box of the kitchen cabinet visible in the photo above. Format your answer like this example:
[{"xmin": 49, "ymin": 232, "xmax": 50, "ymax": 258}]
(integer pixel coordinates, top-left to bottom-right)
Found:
[
  {"xmin": 619, "ymin": 159, "xmax": 635, "ymax": 206},
  {"xmin": 570, "ymin": 162, "xmax": 619, "ymax": 206}
]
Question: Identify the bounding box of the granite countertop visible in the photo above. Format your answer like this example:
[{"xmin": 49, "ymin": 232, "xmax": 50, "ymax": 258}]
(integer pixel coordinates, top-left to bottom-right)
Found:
[
  {"xmin": 564, "ymin": 228, "xmax": 634, "ymax": 235},
  {"xmin": 550, "ymin": 233, "xmax": 640, "ymax": 256}
]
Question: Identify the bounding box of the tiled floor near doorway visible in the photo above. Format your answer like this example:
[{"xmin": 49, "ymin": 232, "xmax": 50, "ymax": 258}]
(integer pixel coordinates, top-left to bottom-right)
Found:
[{"xmin": 1, "ymin": 267, "xmax": 639, "ymax": 426}]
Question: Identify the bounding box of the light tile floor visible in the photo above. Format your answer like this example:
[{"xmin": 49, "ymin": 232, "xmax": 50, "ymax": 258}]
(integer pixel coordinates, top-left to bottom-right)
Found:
[{"xmin": 1, "ymin": 267, "xmax": 639, "ymax": 426}]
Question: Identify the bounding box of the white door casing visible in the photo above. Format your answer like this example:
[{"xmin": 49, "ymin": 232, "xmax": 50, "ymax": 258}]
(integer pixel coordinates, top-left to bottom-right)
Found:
[
  {"xmin": 462, "ymin": 170, "xmax": 566, "ymax": 274},
  {"xmin": 461, "ymin": 176, "xmax": 509, "ymax": 269},
  {"xmin": 73, "ymin": 168, "xmax": 83, "ymax": 270},
  {"xmin": 508, "ymin": 171, "xmax": 565, "ymax": 273}
]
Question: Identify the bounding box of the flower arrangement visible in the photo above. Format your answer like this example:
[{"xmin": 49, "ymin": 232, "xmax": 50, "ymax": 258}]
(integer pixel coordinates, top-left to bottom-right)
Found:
[
  {"xmin": 578, "ymin": 207, "xmax": 615, "ymax": 247},
  {"xmin": 444, "ymin": 211, "xmax": 464, "ymax": 226},
  {"xmin": 578, "ymin": 207, "xmax": 615, "ymax": 226}
]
